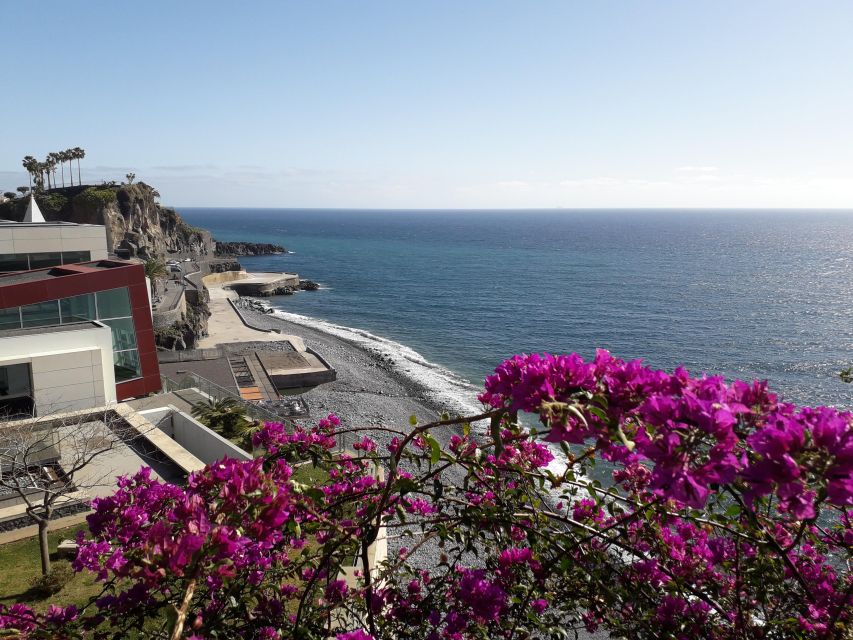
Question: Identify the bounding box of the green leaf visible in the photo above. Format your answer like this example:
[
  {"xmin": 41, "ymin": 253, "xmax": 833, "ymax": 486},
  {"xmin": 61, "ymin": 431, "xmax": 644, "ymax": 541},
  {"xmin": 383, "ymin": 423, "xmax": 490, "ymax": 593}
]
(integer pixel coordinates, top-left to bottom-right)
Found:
[
  {"xmin": 396, "ymin": 477, "xmax": 418, "ymax": 495},
  {"xmin": 587, "ymin": 406, "xmax": 608, "ymax": 421},
  {"xmin": 423, "ymin": 434, "xmax": 442, "ymax": 464},
  {"xmin": 409, "ymin": 415, "xmax": 418, "ymax": 426}
]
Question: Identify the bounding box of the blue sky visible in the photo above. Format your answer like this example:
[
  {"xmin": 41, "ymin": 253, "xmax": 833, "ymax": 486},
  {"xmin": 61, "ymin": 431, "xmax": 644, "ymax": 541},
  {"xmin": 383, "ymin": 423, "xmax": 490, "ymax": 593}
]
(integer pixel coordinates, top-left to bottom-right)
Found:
[{"xmin": 1, "ymin": 1, "xmax": 851, "ymax": 208}]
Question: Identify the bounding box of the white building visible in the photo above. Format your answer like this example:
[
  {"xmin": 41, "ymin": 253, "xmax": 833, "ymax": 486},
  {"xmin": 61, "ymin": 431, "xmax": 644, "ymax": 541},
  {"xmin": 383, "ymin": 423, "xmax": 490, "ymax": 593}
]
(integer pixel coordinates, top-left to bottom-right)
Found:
[
  {"xmin": 0, "ymin": 196, "xmax": 108, "ymax": 272},
  {"xmin": 0, "ymin": 321, "xmax": 117, "ymax": 417}
]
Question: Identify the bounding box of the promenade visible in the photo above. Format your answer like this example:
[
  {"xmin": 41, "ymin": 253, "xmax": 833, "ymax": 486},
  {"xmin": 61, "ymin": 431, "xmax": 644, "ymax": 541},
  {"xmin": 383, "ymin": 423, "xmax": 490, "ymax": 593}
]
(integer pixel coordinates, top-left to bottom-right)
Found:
[{"xmin": 197, "ymin": 282, "xmax": 296, "ymax": 349}]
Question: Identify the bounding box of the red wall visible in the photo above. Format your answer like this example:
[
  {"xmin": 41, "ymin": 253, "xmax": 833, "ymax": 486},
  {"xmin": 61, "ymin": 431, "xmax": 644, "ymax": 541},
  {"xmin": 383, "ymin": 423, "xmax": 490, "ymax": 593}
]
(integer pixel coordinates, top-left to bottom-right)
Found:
[{"xmin": 0, "ymin": 261, "xmax": 161, "ymax": 400}]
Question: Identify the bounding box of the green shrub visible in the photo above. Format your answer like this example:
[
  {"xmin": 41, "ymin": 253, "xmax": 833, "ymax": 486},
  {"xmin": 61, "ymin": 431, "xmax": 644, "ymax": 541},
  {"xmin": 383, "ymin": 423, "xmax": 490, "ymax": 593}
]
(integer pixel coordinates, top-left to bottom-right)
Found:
[
  {"xmin": 28, "ymin": 561, "xmax": 74, "ymax": 597},
  {"xmin": 35, "ymin": 193, "xmax": 68, "ymax": 215},
  {"xmin": 74, "ymin": 186, "xmax": 117, "ymax": 209}
]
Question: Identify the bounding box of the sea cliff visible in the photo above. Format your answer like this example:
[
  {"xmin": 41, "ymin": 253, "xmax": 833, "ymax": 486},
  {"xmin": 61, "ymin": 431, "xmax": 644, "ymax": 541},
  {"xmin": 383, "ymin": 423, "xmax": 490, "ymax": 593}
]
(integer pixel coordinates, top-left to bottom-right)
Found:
[{"xmin": 0, "ymin": 183, "xmax": 215, "ymax": 260}]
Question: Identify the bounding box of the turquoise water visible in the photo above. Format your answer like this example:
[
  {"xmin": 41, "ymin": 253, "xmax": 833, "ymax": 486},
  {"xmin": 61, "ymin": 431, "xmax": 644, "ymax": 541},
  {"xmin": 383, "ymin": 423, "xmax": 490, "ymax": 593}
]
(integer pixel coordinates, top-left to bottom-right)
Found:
[{"xmin": 178, "ymin": 208, "xmax": 853, "ymax": 410}]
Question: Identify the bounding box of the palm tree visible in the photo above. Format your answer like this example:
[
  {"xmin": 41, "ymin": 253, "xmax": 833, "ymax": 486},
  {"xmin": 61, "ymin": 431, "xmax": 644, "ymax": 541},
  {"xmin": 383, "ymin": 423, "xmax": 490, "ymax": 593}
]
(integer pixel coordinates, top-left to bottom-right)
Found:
[
  {"xmin": 55, "ymin": 152, "xmax": 66, "ymax": 188},
  {"xmin": 21, "ymin": 156, "xmax": 37, "ymax": 190},
  {"xmin": 191, "ymin": 397, "xmax": 248, "ymax": 437},
  {"xmin": 43, "ymin": 155, "xmax": 55, "ymax": 190},
  {"xmin": 35, "ymin": 162, "xmax": 47, "ymax": 191},
  {"xmin": 144, "ymin": 258, "xmax": 169, "ymax": 296},
  {"xmin": 72, "ymin": 147, "xmax": 85, "ymax": 185},
  {"xmin": 64, "ymin": 149, "xmax": 74, "ymax": 186}
]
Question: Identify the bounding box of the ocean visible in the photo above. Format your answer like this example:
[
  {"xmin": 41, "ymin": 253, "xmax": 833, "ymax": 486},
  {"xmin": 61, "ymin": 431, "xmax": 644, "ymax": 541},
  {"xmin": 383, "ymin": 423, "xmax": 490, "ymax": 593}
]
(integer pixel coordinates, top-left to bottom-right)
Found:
[{"xmin": 178, "ymin": 208, "xmax": 853, "ymax": 414}]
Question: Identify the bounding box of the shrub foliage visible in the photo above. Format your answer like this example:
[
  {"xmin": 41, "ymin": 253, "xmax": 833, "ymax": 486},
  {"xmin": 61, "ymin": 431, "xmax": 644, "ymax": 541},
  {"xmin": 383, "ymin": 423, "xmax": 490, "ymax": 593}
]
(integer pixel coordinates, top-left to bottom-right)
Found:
[{"xmin": 0, "ymin": 351, "xmax": 850, "ymax": 639}]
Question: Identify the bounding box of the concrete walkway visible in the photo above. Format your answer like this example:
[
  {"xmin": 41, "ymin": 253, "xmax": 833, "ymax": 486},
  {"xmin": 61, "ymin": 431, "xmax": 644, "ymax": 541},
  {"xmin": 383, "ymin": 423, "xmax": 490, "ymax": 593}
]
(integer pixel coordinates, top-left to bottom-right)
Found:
[
  {"xmin": 0, "ymin": 511, "xmax": 91, "ymax": 546},
  {"xmin": 197, "ymin": 284, "xmax": 295, "ymax": 349}
]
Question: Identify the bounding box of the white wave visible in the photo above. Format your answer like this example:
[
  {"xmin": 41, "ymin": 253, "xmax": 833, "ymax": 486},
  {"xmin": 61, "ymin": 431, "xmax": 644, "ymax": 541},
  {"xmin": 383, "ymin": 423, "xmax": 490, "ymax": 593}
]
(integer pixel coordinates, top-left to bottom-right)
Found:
[
  {"xmin": 268, "ymin": 308, "xmax": 483, "ymax": 417},
  {"xmin": 264, "ymin": 306, "xmax": 577, "ymax": 480}
]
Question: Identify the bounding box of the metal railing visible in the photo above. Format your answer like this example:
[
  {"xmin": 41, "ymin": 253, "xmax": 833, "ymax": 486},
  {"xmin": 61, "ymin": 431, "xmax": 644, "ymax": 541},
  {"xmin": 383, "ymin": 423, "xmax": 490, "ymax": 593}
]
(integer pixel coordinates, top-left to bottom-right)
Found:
[
  {"xmin": 160, "ymin": 373, "xmax": 288, "ymax": 425},
  {"xmin": 159, "ymin": 373, "xmax": 355, "ymax": 453}
]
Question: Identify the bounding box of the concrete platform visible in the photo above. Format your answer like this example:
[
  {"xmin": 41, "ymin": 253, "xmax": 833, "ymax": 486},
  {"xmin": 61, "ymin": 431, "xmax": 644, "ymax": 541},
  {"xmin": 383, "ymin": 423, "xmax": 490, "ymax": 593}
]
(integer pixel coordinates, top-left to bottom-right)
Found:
[
  {"xmin": 226, "ymin": 272, "xmax": 299, "ymax": 296},
  {"xmin": 198, "ymin": 285, "xmax": 294, "ymax": 349},
  {"xmin": 257, "ymin": 350, "xmax": 336, "ymax": 389}
]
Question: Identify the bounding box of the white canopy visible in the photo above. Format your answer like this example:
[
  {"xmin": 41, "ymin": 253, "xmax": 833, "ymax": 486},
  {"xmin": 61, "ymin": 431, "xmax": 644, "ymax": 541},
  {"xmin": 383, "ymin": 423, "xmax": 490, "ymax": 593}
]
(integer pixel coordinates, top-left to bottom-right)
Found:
[{"xmin": 23, "ymin": 195, "xmax": 45, "ymax": 223}]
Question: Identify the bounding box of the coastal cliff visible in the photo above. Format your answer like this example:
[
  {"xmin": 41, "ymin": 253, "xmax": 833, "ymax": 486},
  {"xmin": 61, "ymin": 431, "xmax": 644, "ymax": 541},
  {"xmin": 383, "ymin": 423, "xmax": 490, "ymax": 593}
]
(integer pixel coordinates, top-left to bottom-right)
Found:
[
  {"xmin": 0, "ymin": 183, "xmax": 215, "ymax": 260},
  {"xmin": 0, "ymin": 182, "xmax": 218, "ymax": 350}
]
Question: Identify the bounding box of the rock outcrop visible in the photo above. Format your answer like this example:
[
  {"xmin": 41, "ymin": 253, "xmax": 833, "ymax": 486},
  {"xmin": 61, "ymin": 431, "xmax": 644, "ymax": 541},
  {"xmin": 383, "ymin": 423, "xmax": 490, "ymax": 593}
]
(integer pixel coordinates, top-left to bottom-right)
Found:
[
  {"xmin": 214, "ymin": 241, "xmax": 286, "ymax": 257},
  {"xmin": 0, "ymin": 183, "xmax": 215, "ymax": 260},
  {"xmin": 299, "ymin": 280, "xmax": 320, "ymax": 291},
  {"xmin": 207, "ymin": 259, "xmax": 243, "ymax": 273}
]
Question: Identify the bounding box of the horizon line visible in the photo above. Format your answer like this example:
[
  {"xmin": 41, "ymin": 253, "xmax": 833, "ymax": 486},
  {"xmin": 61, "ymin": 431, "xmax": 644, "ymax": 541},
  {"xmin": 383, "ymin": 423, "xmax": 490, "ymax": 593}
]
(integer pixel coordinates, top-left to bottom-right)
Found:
[{"xmin": 168, "ymin": 205, "xmax": 853, "ymax": 212}]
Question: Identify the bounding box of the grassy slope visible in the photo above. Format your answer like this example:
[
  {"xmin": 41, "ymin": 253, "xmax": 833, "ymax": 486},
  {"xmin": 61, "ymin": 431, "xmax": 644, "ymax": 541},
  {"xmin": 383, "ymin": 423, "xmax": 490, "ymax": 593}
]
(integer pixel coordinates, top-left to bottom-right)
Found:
[{"xmin": 0, "ymin": 524, "xmax": 103, "ymax": 612}]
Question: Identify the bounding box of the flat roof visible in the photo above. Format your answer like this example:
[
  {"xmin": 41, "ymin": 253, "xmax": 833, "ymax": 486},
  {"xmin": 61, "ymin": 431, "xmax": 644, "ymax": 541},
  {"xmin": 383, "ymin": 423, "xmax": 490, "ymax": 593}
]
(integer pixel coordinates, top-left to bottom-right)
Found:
[
  {"xmin": 0, "ymin": 259, "xmax": 137, "ymax": 285},
  {"xmin": 0, "ymin": 221, "xmax": 104, "ymax": 228},
  {"xmin": 0, "ymin": 321, "xmax": 106, "ymax": 339}
]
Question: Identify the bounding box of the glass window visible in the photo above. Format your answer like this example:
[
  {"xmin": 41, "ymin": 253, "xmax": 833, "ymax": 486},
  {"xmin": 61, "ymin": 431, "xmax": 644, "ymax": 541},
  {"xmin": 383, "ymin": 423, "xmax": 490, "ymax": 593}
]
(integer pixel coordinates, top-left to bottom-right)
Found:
[
  {"xmin": 102, "ymin": 318, "xmax": 138, "ymax": 351},
  {"xmin": 21, "ymin": 300, "xmax": 60, "ymax": 328},
  {"xmin": 28, "ymin": 252, "xmax": 62, "ymax": 269},
  {"xmin": 61, "ymin": 251, "xmax": 91, "ymax": 265},
  {"xmin": 0, "ymin": 307, "xmax": 21, "ymax": 331},
  {"xmin": 0, "ymin": 363, "xmax": 32, "ymax": 397},
  {"xmin": 96, "ymin": 288, "xmax": 131, "ymax": 319},
  {"xmin": 113, "ymin": 350, "xmax": 141, "ymax": 381},
  {"xmin": 59, "ymin": 293, "xmax": 96, "ymax": 323},
  {"xmin": 0, "ymin": 254, "xmax": 30, "ymax": 272}
]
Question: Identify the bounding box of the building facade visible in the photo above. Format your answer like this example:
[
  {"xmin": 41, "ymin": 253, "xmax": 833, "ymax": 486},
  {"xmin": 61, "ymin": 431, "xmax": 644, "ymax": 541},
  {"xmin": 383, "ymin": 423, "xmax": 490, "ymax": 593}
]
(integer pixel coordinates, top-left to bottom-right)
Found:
[
  {"xmin": 0, "ymin": 322, "xmax": 116, "ymax": 415},
  {"xmin": 0, "ymin": 260, "xmax": 160, "ymax": 414},
  {"xmin": 0, "ymin": 222, "xmax": 109, "ymax": 272}
]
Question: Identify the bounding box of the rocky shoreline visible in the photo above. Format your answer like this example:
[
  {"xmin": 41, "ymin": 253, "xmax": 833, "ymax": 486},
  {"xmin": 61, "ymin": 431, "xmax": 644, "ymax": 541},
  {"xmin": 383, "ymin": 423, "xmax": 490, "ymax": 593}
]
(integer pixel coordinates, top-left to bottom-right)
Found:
[
  {"xmin": 214, "ymin": 240, "xmax": 287, "ymax": 257},
  {"xmin": 235, "ymin": 302, "xmax": 451, "ymax": 430}
]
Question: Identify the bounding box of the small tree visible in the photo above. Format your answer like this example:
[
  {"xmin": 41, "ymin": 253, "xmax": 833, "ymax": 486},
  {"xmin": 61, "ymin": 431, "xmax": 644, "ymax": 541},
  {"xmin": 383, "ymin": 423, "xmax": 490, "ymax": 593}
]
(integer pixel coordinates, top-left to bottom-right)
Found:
[
  {"xmin": 125, "ymin": 172, "xmax": 136, "ymax": 185},
  {"xmin": 0, "ymin": 409, "xmax": 141, "ymax": 575},
  {"xmin": 144, "ymin": 258, "xmax": 169, "ymax": 296},
  {"xmin": 16, "ymin": 186, "xmax": 29, "ymax": 196},
  {"xmin": 3, "ymin": 192, "xmax": 16, "ymax": 200}
]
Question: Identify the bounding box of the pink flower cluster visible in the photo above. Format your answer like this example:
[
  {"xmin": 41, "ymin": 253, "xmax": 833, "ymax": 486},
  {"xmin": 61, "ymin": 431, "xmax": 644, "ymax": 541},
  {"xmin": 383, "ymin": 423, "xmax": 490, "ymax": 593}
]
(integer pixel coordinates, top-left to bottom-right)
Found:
[
  {"xmin": 0, "ymin": 353, "xmax": 850, "ymax": 639},
  {"xmin": 480, "ymin": 350, "xmax": 853, "ymax": 515}
]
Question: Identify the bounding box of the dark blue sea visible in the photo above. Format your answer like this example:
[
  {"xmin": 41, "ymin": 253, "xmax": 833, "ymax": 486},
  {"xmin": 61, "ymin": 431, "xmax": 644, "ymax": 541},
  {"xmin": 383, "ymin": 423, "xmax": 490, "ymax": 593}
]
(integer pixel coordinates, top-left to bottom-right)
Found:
[{"xmin": 178, "ymin": 208, "xmax": 853, "ymax": 412}]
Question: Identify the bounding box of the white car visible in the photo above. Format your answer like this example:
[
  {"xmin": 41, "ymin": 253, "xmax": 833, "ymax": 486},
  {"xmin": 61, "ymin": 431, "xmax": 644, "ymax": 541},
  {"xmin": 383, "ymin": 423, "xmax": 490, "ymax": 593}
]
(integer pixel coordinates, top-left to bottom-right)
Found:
[{"xmin": 183, "ymin": 257, "xmax": 192, "ymax": 262}]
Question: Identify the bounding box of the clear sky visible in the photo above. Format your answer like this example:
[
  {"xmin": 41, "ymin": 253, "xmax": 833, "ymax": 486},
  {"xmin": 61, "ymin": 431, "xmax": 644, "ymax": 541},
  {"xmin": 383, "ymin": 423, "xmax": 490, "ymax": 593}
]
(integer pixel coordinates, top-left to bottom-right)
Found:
[{"xmin": 1, "ymin": 1, "xmax": 851, "ymax": 208}]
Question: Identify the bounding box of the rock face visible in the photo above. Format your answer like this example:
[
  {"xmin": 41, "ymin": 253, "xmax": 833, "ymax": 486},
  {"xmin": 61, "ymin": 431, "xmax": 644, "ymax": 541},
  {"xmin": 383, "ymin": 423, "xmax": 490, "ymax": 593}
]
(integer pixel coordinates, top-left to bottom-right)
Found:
[
  {"xmin": 0, "ymin": 183, "xmax": 215, "ymax": 260},
  {"xmin": 214, "ymin": 241, "xmax": 286, "ymax": 257},
  {"xmin": 207, "ymin": 259, "xmax": 243, "ymax": 273}
]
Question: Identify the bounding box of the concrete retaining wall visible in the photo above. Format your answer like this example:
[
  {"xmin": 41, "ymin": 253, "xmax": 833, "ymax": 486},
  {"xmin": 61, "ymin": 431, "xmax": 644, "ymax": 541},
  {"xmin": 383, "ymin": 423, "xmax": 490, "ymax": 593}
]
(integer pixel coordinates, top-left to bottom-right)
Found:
[
  {"xmin": 228, "ymin": 274, "xmax": 300, "ymax": 296},
  {"xmin": 139, "ymin": 406, "xmax": 252, "ymax": 463},
  {"xmin": 152, "ymin": 290, "xmax": 187, "ymax": 329},
  {"xmin": 201, "ymin": 270, "xmax": 248, "ymax": 286}
]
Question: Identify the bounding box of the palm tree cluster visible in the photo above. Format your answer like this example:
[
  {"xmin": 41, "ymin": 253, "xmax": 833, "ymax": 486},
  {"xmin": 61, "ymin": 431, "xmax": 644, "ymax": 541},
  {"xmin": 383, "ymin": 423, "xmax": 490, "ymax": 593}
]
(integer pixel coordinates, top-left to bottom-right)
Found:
[
  {"xmin": 190, "ymin": 397, "xmax": 254, "ymax": 439},
  {"xmin": 21, "ymin": 147, "xmax": 85, "ymax": 192}
]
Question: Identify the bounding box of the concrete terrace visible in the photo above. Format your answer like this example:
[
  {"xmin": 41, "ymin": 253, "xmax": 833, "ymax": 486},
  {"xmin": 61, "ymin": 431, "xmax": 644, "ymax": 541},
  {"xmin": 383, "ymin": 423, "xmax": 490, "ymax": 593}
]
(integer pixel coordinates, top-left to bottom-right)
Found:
[
  {"xmin": 197, "ymin": 283, "xmax": 297, "ymax": 349},
  {"xmin": 160, "ymin": 274, "xmax": 333, "ymax": 406}
]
